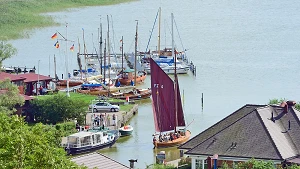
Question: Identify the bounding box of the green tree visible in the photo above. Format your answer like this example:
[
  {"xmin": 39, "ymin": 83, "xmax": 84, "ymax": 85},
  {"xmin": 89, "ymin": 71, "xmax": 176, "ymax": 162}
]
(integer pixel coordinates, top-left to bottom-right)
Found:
[
  {"xmin": 0, "ymin": 112, "xmax": 87, "ymax": 169},
  {"xmin": 30, "ymin": 94, "xmax": 86, "ymax": 124},
  {"xmin": 0, "ymin": 40, "xmax": 17, "ymax": 68},
  {"xmin": 0, "ymin": 79, "xmax": 24, "ymax": 114}
]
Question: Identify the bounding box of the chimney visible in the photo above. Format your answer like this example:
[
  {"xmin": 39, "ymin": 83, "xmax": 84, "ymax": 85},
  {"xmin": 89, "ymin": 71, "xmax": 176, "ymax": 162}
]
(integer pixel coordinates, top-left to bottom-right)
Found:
[
  {"xmin": 129, "ymin": 159, "xmax": 137, "ymax": 169},
  {"xmin": 286, "ymin": 100, "xmax": 296, "ymax": 107}
]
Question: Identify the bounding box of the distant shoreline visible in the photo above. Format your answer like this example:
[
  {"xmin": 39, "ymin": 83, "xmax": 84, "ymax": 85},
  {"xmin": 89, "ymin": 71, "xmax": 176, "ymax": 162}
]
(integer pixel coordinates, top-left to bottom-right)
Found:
[{"xmin": 0, "ymin": 0, "xmax": 137, "ymax": 40}]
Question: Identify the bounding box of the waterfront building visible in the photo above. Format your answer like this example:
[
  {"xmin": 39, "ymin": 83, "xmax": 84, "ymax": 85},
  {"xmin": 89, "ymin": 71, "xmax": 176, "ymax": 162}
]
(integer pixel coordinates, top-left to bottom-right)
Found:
[{"xmin": 179, "ymin": 101, "xmax": 300, "ymax": 169}]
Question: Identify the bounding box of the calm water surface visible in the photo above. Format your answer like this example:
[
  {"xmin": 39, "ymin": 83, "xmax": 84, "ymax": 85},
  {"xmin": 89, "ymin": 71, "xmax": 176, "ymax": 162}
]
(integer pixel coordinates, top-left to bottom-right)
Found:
[{"xmin": 5, "ymin": 0, "xmax": 300, "ymax": 168}]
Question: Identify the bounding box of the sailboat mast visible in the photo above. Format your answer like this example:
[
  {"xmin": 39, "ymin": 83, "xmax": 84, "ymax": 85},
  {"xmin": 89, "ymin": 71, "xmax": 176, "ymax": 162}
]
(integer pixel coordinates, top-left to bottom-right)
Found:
[
  {"xmin": 77, "ymin": 37, "xmax": 82, "ymax": 80},
  {"xmin": 172, "ymin": 13, "xmax": 178, "ymax": 132},
  {"xmin": 134, "ymin": 20, "xmax": 138, "ymax": 86},
  {"xmin": 65, "ymin": 23, "xmax": 70, "ymax": 97},
  {"xmin": 104, "ymin": 39, "xmax": 106, "ymax": 83},
  {"xmin": 107, "ymin": 15, "xmax": 111, "ymax": 96},
  {"xmin": 121, "ymin": 36, "xmax": 124, "ymax": 70},
  {"xmin": 158, "ymin": 7, "xmax": 161, "ymax": 56},
  {"xmin": 99, "ymin": 16, "xmax": 103, "ymax": 76}
]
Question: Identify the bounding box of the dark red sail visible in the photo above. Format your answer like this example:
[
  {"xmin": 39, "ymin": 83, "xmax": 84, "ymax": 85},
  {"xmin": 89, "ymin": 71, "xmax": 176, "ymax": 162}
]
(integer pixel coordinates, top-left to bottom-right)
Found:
[
  {"xmin": 150, "ymin": 58, "xmax": 186, "ymax": 132},
  {"xmin": 175, "ymin": 75, "xmax": 186, "ymax": 127}
]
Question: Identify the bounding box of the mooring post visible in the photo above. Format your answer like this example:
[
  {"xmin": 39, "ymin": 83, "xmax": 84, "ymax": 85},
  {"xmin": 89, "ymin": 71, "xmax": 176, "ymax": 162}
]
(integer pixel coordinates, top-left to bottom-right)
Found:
[{"xmin": 201, "ymin": 93, "xmax": 204, "ymax": 111}]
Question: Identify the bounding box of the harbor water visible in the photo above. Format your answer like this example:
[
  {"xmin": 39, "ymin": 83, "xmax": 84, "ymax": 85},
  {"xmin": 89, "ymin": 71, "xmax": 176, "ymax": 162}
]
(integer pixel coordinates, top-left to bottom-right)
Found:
[{"xmin": 4, "ymin": 0, "xmax": 300, "ymax": 168}]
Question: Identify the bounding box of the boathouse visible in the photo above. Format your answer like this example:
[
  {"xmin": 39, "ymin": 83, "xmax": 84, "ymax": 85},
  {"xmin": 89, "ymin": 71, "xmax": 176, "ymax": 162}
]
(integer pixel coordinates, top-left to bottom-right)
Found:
[
  {"xmin": 0, "ymin": 72, "xmax": 34, "ymax": 117},
  {"xmin": 179, "ymin": 101, "xmax": 300, "ymax": 169},
  {"xmin": 14, "ymin": 73, "xmax": 53, "ymax": 96}
]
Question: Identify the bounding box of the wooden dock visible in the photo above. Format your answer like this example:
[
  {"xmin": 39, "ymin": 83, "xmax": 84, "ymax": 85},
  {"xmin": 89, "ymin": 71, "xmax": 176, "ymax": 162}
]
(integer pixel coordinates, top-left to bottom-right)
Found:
[{"xmin": 85, "ymin": 104, "xmax": 138, "ymax": 130}]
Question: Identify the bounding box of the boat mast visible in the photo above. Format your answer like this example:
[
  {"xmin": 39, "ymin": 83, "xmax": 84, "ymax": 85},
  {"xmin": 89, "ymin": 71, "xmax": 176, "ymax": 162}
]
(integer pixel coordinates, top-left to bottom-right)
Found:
[
  {"xmin": 107, "ymin": 15, "xmax": 111, "ymax": 96},
  {"xmin": 65, "ymin": 23, "xmax": 70, "ymax": 97},
  {"xmin": 172, "ymin": 13, "xmax": 178, "ymax": 132},
  {"xmin": 134, "ymin": 20, "xmax": 138, "ymax": 86},
  {"xmin": 77, "ymin": 37, "xmax": 82, "ymax": 80},
  {"xmin": 158, "ymin": 7, "xmax": 161, "ymax": 56},
  {"xmin": 99, "ymin": 15, "xmax": 103, "ymax": 76},
  {"xmin": 121, "ymin": 36, "xmax": 124, "ymax": 71}
]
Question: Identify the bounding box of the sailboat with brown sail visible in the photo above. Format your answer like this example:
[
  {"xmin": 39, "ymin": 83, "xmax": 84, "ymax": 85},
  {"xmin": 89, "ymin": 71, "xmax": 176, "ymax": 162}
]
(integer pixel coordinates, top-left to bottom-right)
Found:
[{"xmin": 151, "ymin": 13, "xmax": 191, "ymax": 148}]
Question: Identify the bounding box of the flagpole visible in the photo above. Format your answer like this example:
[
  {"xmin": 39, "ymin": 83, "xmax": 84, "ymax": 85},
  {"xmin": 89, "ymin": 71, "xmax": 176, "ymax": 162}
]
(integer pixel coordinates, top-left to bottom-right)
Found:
[{"xmin": 66, "ymin": 22, "xmax": 70, "ymax": 97}]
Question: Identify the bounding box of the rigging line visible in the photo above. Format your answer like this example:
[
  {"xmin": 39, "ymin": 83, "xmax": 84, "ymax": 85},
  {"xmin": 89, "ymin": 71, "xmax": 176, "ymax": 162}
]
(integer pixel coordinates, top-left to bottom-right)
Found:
[
  {"xmin": 174, "ymin": 18, "xmax": 186, "ymax": 56},
  {"xmin": 145, "ymin": 8, "xmax": 160, "ymax": 58},
  {"xmin": 110, "ymin": 15, "xmax": 116, "ymax": 54},
  {"xmin": 127, "ymin": 38, "xmax": 135, "ymax": 54}
]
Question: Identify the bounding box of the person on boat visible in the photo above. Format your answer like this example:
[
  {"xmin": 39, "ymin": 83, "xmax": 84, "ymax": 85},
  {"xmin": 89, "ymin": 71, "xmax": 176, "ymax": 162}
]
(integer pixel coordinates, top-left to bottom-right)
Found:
[
  {"xmin": 159, "ymin": 134, "xmax": 163, "ymax": 142},
  {"xmin": 130, "ymin": 80, "xmax": 134, "ymax": 86},
  {"xmin": 115, "ymin": 80, "xmax": 121, "ymax": 87},
  {"xmin": 153, "ymin": 136, "xmax": 157, "ymax": 143},
  {"xmin": 169, "ymin": 134, "xmax": 174, "ymax": 141}
]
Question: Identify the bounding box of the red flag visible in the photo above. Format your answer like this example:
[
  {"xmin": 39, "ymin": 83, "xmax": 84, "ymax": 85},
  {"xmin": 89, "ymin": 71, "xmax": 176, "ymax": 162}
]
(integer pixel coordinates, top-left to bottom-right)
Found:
[
  {"xmin": 70, "ymin": 44, "xmax": 74, "ymax": 51},
  {"xmin": 51, "ymin": 33, "xmax": 57, "ymax": 39},
  {"xmin": 54, "ymin": 41, "xmax": 59, "ymax": 48}
]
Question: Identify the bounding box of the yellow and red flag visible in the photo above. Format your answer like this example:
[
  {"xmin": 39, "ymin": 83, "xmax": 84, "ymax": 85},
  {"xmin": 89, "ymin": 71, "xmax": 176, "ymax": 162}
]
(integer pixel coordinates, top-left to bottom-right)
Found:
[
  {"xmin": 70, "ymin": 44, "xmax": 74, "ymax": 51},
  {"xmin": 51, "ymin": 33, "xmax": 57, "ymax": 39},
  {"xmin": 54, "ymin": 41, "xmax": 59, "ymax": 48}
]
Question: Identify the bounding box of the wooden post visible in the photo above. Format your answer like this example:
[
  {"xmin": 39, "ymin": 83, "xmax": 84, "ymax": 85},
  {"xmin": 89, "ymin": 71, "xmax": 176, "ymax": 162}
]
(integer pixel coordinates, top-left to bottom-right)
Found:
[{"xmin": 201, "ymin": 92, "xmax": 204, "ymax": 111}]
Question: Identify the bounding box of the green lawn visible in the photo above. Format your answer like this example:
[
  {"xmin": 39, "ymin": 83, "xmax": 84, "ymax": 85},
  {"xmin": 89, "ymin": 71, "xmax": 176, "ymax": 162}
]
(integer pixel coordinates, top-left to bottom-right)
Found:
[{"xmin": 37, "ymin": 92, "xmax": 134, "ymax": 111}]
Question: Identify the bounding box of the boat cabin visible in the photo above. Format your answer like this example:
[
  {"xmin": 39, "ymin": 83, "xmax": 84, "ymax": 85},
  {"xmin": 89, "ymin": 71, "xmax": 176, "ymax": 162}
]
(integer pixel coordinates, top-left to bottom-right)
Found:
[
  {"xmin": 63, "ymin": 131, "xmax": 113, "ymax": 148},
  {"xmin": 121, "ymin": 69, "xmax": 135, "ymax": 80}
]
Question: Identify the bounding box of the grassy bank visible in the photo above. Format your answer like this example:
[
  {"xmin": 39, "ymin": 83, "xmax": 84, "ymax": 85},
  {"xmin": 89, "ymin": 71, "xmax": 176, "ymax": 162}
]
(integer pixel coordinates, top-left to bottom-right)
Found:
[{"xmin": 0, "ymin": 0, "xmax": 136, "ymax": 40}]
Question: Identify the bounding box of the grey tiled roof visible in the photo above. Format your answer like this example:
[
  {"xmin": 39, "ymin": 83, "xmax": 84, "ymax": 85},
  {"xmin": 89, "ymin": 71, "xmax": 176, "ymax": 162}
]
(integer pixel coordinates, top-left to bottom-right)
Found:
[
  {"xmin": 179, "ymin": 104, "xmax": 265, "ymax": 150},
  {"xmin": 71, "ymin": 153, "xmax": 129, "ymax": 169},
  {"xmin": 182, "ymin": 104, "xmax": 300, "ymax": 161}
]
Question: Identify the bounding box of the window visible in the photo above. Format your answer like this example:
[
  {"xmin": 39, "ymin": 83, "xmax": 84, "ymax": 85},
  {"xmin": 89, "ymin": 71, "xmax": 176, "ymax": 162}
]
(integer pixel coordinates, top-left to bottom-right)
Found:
[{"xmin": 195, "ymin": 159, "xmax": 207, "ymax": 169}]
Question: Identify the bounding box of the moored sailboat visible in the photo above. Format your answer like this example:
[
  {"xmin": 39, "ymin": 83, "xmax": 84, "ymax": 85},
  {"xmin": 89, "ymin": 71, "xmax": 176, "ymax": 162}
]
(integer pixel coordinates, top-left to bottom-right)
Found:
[{"xmin": 151, "ymin": 13, "xmax": 191, "ymax": 148}]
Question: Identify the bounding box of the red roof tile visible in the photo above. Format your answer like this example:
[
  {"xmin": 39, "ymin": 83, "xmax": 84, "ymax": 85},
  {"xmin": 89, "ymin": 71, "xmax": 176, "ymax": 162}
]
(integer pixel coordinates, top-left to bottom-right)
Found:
[
  {"xmin": 14, "ymin": 73, "xmax": 53, "ymax": 83},
  {"xmin": 0, "ymin": 72, "xmax": 26, "ymax": 81}
]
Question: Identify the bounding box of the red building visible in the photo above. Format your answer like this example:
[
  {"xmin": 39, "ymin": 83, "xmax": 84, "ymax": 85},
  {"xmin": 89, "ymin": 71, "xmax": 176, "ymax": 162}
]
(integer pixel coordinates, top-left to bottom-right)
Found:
[{"xmin": 0, "ymin": 72, "xmax": 53, "ymax": 121}]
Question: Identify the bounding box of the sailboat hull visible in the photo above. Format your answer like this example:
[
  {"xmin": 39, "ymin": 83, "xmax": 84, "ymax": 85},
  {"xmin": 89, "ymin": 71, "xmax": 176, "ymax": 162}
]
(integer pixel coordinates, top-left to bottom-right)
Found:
[{"xmin": 153, "ymin": 130, "xmax": 191, "ymax": 148}]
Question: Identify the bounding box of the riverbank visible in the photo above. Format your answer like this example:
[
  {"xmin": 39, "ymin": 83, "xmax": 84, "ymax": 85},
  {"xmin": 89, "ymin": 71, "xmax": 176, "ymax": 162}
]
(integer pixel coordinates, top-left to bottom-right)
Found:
[{"xmin": 0, "ymin": 0, "xmax": 136, "ymax": 40}]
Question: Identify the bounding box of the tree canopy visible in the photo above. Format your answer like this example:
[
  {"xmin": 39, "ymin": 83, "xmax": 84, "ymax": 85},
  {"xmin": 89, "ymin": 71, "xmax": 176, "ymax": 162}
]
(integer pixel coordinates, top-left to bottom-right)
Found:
[
  {"xmin": 0, "ymin": 112, "xmax": 87, "ymax": 169},
  {"xmin": 0, "ymin": 79, "xmax": 24, "ymax": 114},
  {"xmin": 29, "ymin": 94, "xmax": 87, "ymax": 124},
  {"xmin": 0, "ymin": 40, "xmax": 17, "ymax": 67}
]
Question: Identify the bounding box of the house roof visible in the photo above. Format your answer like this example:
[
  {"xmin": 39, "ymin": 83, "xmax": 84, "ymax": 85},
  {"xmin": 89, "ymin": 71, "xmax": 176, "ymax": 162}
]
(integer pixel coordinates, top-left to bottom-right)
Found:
[
  {"xmin": 0, "ymin": 72, "xmax": 26, "ymax": 81},
  {"xmin": 182, "ymin": 103, "xmax": 300, "ymax": 161},
  {"xmin": 71, "ymin": 153, "xmax": 129, "ymax": 169},
  {"xmin": 14, "ymin": 73, "xmax": 52, "ymax": 83},
  {"xmin": 179, "ymin": 104, "xmax": 265, "ymax": 150}
]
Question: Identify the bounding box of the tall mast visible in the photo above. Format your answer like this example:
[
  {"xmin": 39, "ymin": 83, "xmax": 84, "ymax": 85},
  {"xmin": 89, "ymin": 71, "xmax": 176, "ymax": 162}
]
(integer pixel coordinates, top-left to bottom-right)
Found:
[
  {"xmin": 172, "ymin": 13, "xmax": 178, "ymax": 132},
  {"xmin": 158, "ymin": 7, "xmax": 161, "ymax": 56},
  {"xmin": 121, "ymin": 36, "xmax": 124, "ymax": 70},
  {"xmin": 99, "ymin": 16, "xmax": 103, "ymax": 76},
  {"xmin": 65, "ymin": 23, "xmax": 70, "ymax": 97},
  {"xmin": 82, "ymin": 28, "xmax": 87, "ymax": 77},
  {"xmin": 134, "ymin": 20, "xmax": 138, "ymax": 86},
  {"xmin": 107, "ymin": 15, "xmax": 110, "ymax": 96},
  {"xmin": 103, "ymin": 39, "xmax": 106, "ymax": 83},
  {"xmin": 77, "ymin": 37, "xmax": 82, "ymax": 80}
]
